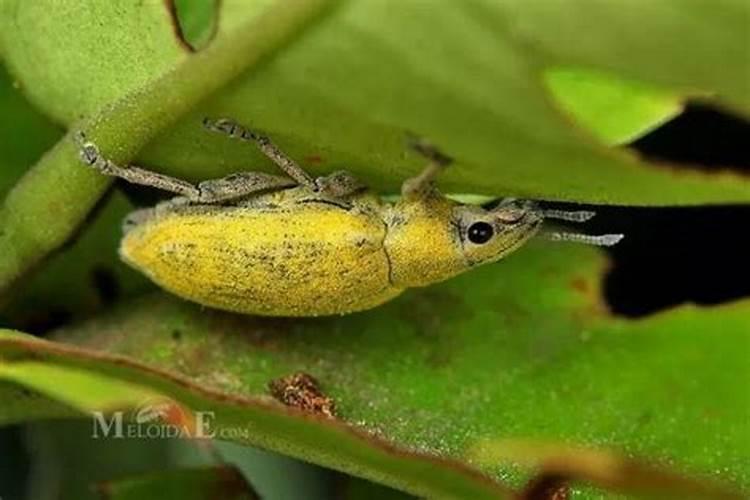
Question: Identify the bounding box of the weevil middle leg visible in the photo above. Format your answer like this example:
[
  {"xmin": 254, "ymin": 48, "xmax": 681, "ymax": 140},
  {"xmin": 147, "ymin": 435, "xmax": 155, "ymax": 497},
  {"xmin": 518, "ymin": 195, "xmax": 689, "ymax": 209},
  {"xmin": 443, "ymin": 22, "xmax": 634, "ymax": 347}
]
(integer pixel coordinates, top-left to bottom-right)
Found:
[
  {"xmin": 204, "ymin": 117, "xmax": 367, "ymax": 199},
  {"xmin": 75, "ymin": 131, "xmax": 295, "ymax": 204},
  {"xmin": 203, "ymin": 118, "xmax": 317, "ymax": 189}
]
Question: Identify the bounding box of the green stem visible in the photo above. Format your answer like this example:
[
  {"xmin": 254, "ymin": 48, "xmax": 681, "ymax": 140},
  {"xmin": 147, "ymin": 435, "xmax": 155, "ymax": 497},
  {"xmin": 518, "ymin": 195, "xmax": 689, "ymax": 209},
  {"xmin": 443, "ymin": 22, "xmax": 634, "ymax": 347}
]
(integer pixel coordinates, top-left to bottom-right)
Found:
[{"xmin": 0, "ymin": 0, "xmax": 336, "ymax": 296}]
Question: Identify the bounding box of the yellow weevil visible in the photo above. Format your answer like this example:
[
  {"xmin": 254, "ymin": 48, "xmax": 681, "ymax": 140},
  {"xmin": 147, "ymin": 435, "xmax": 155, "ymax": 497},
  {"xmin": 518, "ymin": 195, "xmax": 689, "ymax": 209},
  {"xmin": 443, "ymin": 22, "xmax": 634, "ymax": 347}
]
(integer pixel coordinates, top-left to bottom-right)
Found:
[{"xmin": 75, "ymin": 119, "xmax": 622, "ymax": 316}]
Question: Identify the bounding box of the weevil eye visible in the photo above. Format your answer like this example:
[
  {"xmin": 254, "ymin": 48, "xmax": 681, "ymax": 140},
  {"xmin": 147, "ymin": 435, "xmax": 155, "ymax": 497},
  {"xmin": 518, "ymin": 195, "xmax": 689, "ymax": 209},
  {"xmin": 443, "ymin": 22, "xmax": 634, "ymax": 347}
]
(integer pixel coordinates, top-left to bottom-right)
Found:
[{"xmin": 467, "ymin": 221, "xmax": 494, "ymax": 244}]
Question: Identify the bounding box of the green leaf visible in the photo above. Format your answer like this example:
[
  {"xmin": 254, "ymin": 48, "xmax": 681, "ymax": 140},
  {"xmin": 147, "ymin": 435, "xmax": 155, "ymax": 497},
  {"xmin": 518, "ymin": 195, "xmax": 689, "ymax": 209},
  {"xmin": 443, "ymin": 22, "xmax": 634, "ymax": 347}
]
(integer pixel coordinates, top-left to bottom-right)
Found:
[
  {"xmin": 544, "ymin": 67, "xmax": 684, "ymax": 145},
  {"xmin": 0, "ymin": 337, "xmax": 515, "ymax": 500},
  {"xmin": 96, "ymin": 466, "xmax": 259, "ymax": 500},
  {"xmin": 0, "ymin": 360, "xmax": 158, "ymax": 412},
  {"xmin": 173, "ymin": 0, "xmax": 220, "ymax": 51},
  {"xmin": 469, "ymin": 439, "xmax": 743, "ymax": 500},
  {"xmin": 0, "ymin": 65, "xmax": 61, "ymax": 185},
  {"xmin": 497, "ymin": 0, "xmax": 750, "ymax": 114},
  {"xmin": 0, "ymin": 0, "xmax": 191, "ymax": 120},
  {"xmin": 1, "ymin": 0, "xmax": 749, "ymax": 205},
  {"xmin": 0, "ymin": 244, "xmax": 746, "ymax": 498}
]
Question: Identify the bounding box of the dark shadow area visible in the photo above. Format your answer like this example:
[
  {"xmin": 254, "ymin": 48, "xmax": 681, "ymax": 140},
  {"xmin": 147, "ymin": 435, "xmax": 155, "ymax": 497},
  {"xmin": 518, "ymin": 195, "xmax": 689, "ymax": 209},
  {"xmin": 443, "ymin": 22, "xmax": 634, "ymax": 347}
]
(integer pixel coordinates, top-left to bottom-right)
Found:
[
  {"xmin": 630, "ymin": 103, "xmax": 750, "ymax": 172},
  {"xmin": 90, "ymin": 265, "xmax": 121, "ymax": 305},
  {"xmin": 543, "ymin": 104, "xmax": 750, "ymax": 317},
  {"xmin": 0, "ymin": 426, "xmax": 29, "ymax": 500},
  {"xmin": 541, "ymin": 202, "xmax": 750, "ymax": 317}
]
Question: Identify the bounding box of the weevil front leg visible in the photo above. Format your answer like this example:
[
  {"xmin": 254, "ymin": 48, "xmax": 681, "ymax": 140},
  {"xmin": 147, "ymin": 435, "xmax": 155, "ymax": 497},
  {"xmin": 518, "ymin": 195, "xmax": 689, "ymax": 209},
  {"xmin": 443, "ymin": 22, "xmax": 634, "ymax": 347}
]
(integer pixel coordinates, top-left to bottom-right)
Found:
[
  {"xmin": 401, "ymin": 135, "xmax": 453, "ymax": 200},
  {"xmin": 76, "ymin": 131, "xmax": 200, "ymax": 198},
  {"xmin": 75, "ymin": 131, "xmax": 294, "ymax": 203}
]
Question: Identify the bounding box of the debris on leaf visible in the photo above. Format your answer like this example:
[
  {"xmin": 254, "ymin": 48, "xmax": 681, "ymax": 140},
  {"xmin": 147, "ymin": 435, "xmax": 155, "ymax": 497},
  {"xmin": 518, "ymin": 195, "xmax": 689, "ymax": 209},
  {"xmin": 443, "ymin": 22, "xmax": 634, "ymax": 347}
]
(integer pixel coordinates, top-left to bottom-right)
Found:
[
  {"xmin": 268, "ymin": 372, "xmax": 336, "ymax": 419},
  {"xmin": 520, "ymin": 474, "xmax": 570, "ymax": 500}
]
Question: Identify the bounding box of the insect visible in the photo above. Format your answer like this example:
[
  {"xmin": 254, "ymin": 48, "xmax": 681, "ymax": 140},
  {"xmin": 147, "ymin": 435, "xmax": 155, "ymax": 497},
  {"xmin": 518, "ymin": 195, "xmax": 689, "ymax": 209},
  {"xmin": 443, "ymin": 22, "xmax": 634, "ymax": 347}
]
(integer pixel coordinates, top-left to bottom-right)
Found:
[{"xmin": 75, "ymin": 119, "xmax": 622, "ymax": 316}]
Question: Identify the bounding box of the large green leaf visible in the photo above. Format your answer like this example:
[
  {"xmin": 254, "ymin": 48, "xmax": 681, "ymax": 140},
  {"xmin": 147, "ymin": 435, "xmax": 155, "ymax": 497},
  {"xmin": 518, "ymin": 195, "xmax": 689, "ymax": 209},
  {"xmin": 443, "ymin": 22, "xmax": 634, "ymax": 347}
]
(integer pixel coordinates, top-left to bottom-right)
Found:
[
  {"xmin": 496, "ymin": 0, "xmax": 750, "ymax": 114},
  {"xmin": 0, "ymin": 244, "xmax": 746, "ymax": 498},
  {"xmin": 1, "ymin": 0, "xmax": 748, "ymax": 203},
  {"xmin": 543, "ymin": 67, "xmax": 683, "ymax": 145}
]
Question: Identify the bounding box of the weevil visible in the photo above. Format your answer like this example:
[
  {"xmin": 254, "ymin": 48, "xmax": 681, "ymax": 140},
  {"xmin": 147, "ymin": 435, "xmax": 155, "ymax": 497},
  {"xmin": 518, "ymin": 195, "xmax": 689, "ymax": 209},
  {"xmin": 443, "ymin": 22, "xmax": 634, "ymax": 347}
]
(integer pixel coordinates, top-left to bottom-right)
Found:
[{"xmin": 75, "ymin": 119, "xmax": 622, "ymax": 316}]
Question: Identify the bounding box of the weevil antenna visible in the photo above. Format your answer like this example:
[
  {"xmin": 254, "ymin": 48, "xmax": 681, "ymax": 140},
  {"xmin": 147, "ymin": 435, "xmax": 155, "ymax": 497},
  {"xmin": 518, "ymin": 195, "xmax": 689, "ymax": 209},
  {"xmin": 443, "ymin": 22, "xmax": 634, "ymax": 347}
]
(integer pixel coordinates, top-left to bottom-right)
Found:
[
  {"xmin": 546, "ymin": 232, "xmax": 624, "ymax": 247},
  {"xmin": 541, "ymin": 209, "xmax": 597, "ymax": 223}
]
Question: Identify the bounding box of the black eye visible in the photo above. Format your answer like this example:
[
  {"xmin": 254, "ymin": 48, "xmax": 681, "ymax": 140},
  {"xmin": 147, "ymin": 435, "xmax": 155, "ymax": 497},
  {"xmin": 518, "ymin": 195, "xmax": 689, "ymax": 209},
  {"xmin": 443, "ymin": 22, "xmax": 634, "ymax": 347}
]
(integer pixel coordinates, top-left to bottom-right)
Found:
[{"xmin": 467, "ymin": 221, "xmax": 494, "ymax": 244}]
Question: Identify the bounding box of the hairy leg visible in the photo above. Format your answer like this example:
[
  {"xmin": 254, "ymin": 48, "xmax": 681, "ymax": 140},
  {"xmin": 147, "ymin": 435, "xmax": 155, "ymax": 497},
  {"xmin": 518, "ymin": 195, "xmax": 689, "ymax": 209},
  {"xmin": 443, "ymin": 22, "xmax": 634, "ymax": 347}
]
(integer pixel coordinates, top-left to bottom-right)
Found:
[
  {"xmin": 75, "ymin": 131, "xmax": 294, "ymax": 203},
  {"xmin": 203, "ymin": 118, "xmax": 317, "ymax": 189}
]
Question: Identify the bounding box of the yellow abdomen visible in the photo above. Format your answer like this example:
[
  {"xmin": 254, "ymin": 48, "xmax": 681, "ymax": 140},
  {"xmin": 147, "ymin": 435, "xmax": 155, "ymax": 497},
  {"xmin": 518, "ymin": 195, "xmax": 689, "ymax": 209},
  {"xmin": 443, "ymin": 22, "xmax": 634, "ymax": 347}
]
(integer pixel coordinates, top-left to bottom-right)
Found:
[{"xmin": 120, "ymin": 204, "xmax": 402, "ymax": 316}]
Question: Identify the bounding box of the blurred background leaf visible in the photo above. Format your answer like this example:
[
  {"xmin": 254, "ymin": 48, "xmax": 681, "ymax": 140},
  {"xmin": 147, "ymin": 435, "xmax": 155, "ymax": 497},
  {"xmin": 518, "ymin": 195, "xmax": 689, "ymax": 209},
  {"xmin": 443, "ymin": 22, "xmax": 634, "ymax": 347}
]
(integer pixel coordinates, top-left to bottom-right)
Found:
[
  {"xmin": 94, "ymin": 465, "xmax": 259, "ymax": 500},
  {"xmin": 0, "ymin": 64, "xmax": 149, "ymax": 331}
]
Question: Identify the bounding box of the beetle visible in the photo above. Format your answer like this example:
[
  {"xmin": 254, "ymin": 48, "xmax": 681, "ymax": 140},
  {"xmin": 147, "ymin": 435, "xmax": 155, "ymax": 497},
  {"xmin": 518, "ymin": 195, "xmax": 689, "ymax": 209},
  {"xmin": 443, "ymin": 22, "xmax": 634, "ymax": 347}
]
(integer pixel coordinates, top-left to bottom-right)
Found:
[{"xmin": 75, "ymin": 119, "xmax": 622, "ymax": 316}]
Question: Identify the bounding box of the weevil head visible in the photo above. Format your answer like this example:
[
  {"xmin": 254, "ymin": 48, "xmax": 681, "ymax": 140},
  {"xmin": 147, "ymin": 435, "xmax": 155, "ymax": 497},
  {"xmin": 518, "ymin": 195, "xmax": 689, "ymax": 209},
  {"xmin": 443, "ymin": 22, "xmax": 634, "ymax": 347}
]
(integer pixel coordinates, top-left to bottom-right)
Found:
[
  {"xmin": 385, "ymin": 195, "xmax": 543, "ymax": 287},
  {"xmin": 455, "ymin": 197, "xmax": 543, "ymax": 265}
]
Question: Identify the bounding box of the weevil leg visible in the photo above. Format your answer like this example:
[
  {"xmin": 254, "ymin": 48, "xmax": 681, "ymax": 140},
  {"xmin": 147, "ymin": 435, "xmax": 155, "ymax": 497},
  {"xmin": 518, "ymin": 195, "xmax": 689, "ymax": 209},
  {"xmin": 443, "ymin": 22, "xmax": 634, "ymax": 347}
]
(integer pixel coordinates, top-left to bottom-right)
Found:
[
  {"xmin": 75, "ymin": 131, "xmax": 200, "ymax": 198},
  {"xmin": 196, "ymin": 172, "xmax": 296, "ymax": 203},
  {"xmin": 75, "ymin": 131, "xmax": 295, "ymax": 204},
  {"xmin": 401, "ymin": 135, "xmax": 453, "ymax": 200},
  {"xmin": 203, "ymin": 118, "xmax": 317, "ymax": 190}
]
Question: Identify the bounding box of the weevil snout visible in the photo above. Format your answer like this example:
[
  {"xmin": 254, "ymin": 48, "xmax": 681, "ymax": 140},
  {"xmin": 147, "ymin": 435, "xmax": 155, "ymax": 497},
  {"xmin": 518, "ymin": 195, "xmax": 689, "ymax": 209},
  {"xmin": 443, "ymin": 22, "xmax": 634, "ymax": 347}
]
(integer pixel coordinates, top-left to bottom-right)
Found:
[
  {"xmin": 483, "ymin": 198, "xmax": 624, "ymax": 247},
  {"xmin": 489, "ymin": 198, "xmax": 543, "ymax": 226}
]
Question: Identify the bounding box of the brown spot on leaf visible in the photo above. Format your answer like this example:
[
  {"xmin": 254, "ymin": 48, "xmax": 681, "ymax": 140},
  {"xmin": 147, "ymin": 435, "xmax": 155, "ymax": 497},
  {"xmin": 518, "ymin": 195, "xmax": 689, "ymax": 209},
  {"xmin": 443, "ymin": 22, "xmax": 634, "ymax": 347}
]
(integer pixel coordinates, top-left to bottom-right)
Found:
[
  {"xmin": 570, "ymin": 277, "xmax": 588, "ymax": 294},
  {"xmin": 305, "ymin": 155, "xmax": 324, "ymax": 165},
  {"xmin": 569, "ymin": 257, "xmax": 616, "ymax": 322},
  {"xmin": 519, "ymin": 474, "xmax": 570, "ymax": 500},
  {"xmin": 268, "ymin": 372, "xmax": 336, "ymax": 418},
  {"xmin": 206, "ymin": 311, "xmax": 294, "ymax": 351}
]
